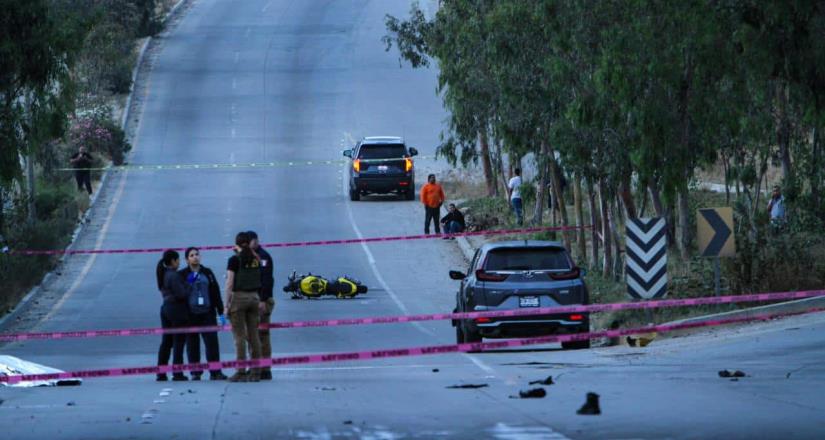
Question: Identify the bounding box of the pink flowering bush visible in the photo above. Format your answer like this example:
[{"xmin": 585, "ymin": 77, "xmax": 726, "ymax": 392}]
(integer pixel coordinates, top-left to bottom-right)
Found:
[{"xmin": 67, "ymin": 114, "xmax": 130, "ymax": 165}]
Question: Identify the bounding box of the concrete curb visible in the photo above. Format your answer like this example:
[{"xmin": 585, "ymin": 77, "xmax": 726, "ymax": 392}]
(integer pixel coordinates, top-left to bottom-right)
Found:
[
  {"xmin": 662, "ymin": 295, "xmax": 825, "ymax": 337},
  {"xmin": 455, "ymin": 236, "xmax": 475, "ymax": 262},
  {"xmin": 0, "ymin": 1, "xmax": 189, "ymax": 329}
]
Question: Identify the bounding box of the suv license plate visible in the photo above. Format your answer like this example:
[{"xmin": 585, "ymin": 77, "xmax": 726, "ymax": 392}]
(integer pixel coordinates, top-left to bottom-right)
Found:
[
  {"xmin": 519, "ymin": 296, "xmax": 539, "ymax": 307},
  {"xmin": 378, "ymin": 165, "xmax": 388, "ymax": 173}
]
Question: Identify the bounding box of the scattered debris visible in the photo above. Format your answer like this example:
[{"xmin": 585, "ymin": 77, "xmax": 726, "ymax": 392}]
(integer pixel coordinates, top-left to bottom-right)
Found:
[
  {"xmin": 432, "ymin": 369, "xmax": 440, "ymax": 373},
  {"xmin": 126, "ymin": 417, "xmax": 131, "ymax": 422},
  {"xmin": 446, "ymin": 383, "xmax": 489, "ymax": 389},
  {"xmin": 0, "ymin": 355, "xmax": 83, "ymax": 387},
  {"xmin": 510, "ymin": 388, "xmax": 546, "ymax": 399},
  {"xmin": 343, "ymin": 420, "xmax": 353, "ymax": 425},
  {"xmin": 718, "ymin": 370, "xmax": 746, "ymax": 378},
  {"xmin": 315, "ymin": 387, "xmax": 336, "ymax": 391},
  {"xmin": 626, "ymin": 333, "xmax": 657, "ymax": 347},
  {"xmin": 576, "ymin": 392, "xmax": 601, "ymax": 415},
  {"xmin": 66, "ymin": 401, "xmax": 76, "ymax": 407},
  {"xmin": 528, "ymin": 376, "xmax": 554, "ymax": 386}
]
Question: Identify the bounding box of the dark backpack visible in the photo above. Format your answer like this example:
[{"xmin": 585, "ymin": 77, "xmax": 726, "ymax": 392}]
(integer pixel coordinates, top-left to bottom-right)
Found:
[
  {"xmin": 187, "ymin": 271, "xmax": 212, "ymax": 315},
  {"xmin": 234, "ymin": 256, "xmax": 262, "ymax": 292}
]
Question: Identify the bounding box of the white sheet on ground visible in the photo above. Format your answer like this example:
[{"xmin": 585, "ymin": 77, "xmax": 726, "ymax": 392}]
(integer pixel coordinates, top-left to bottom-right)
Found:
[{"xmin": 0, "ymin": 355, "xmax": 82, "ymax": 387}]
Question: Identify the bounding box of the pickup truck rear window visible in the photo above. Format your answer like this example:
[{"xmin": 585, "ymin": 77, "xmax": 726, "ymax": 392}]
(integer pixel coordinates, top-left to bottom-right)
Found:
[
  {"xmin": 484, "ymin": 247, "xmax": 571, "ymax": 271},
  {"xmin": 358, "ymin": 145, "xmax": 407, "ymax": 159}
]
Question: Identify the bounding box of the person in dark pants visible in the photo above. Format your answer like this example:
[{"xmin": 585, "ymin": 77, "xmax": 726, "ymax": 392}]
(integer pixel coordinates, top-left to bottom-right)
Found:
[
  {"xmin": 420, "ymin": 174, "xmax": 445, "ymax": 234},
  {"xmin": 69, "ymin": 146, "xmax": 94, "ymax": 195},
  {"xmin": 440, "ymin": 203, "xmax": 466, "ymax": 239},
  {"xmin": 225, "ymin": 232, "xmax": 263, "ymax": 383},
  {"xmin": 156, "ymin": 250, "xmax": 190, "ymax": 382},
  {"xmin": 179, "ymin": 247, "xmax": 227, "ymax": 381},
  {"xmin": 247, "ymin": 231, "xmax": 275, "ymax": 381}
]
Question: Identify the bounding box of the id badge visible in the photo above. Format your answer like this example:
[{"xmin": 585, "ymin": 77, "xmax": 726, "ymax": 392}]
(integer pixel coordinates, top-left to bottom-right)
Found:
[
  {"xmin": 262, "ymin": 260, "xmax": 268, "ymax": 267},
  {"xmin": 198, "ymin": 297, "xmax": 205, "ymax": 306}
]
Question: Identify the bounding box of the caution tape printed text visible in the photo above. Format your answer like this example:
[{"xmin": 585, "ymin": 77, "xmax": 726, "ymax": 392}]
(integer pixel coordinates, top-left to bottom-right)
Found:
[
  {"xmin": 3, "ymin": 289, "xmax": 823, "ymax": 342},
  {"xmin": 7, "ymin": 225, "xmax": 586, "ymax": 256},
  {"xmin": 2, "ymin": 307, "xmax": 822, "ymax": 384}
]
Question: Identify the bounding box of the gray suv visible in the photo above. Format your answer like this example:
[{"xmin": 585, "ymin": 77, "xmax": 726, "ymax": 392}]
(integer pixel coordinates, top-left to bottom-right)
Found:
[
  {"xmin": 450, "ymin": 241, "xmax": 591, "ymax": 349},
  {"xmin": 343, "ymin": 136, "xmax": 418, "ymax": 201}
]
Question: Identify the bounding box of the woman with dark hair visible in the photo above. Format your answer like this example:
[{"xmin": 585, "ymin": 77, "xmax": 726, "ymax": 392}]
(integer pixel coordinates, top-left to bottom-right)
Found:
[
  {"xmin": 224, "ymin": 232, "xmax": 263, "ymax": 382},
  {"xmin": 179, "ymin": 247, "xmax": 227, "ymax": 381},
  {"xmin": 156, "ymin": 249, "xmax": 190, "ymax": 381}
]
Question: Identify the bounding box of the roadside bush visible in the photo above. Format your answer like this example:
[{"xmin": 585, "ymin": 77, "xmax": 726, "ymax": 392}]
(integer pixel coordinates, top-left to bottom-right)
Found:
[{"xmin": 67, "ymin": 108, "xmax": 131, "ymax": 165}]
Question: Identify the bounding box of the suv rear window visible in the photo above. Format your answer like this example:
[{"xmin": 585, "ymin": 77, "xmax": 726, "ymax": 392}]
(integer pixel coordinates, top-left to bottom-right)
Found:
[
  {"xmin": 357, "ymin": 144, "xmax": 407, "ymax": 159},
  {"xmin": 484, "ymin": 247, "xmax": 571, "ymax": 271}
]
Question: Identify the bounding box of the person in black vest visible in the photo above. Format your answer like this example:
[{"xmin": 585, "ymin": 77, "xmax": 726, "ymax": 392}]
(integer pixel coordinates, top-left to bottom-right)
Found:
[
  {"xmin": 224, "ymin": 232, "xmax": 263, "ymax": 382},
  {"xmin": 179, "ymin": 247, "xmax": 228, "ymax": 381},
  {"xmin": 156, "ymin": 250, "xmax": 190, "ymax": 381},
  {"xmin": 69, "ymin": 146, "xmax": 94, "ymax": 195},
  {"xmin": 247, "ymin": 231, "xmax": 275, "ymax": 380}
]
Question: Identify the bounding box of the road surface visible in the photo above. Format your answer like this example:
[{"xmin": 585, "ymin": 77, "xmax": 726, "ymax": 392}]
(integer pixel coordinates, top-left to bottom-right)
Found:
[{"xmin": 2, "ymin": 1, "xmax": 824, "ymax": 438}]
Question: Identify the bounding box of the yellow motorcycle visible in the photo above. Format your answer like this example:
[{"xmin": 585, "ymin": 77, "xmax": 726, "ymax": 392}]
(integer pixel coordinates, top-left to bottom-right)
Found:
[{"xmin": 282, "ymin": 271, "xmax": 368, "ymax": 299}]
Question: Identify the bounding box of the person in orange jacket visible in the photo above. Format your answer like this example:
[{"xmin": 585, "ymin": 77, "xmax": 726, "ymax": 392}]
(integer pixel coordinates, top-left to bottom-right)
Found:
[{"xmin": 420, "ymin": 173, "xmax": 446, "ymax": 234}]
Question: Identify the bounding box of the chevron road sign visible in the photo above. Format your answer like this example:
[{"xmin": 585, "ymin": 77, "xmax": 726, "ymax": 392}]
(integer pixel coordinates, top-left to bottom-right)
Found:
[
  {"xmin": 625, "ymin": 217, "xmax": 668, "ymax": 299},
  {"xmin": 697, "ymin": 207, "xmax": 736, "ymax": 257}
]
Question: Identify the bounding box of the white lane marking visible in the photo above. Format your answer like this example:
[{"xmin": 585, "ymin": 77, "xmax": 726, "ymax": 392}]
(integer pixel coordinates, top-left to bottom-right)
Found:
[
  {"xmin": 340, "ymin": 158, "xmax": 496, "ymax": 374},
  {"xmin": 43, "ymin": 165, "xmax": 130, "ymax": 322},
  {"xmin": 234, "ymin": 51, "xmax": 240, "ymax": 64},
  {"xmin": 232, "ymin": 78, "xmax": 237, "ymax": 89},
  {"xmin": 490, "ymin": 423, "xmax": 571, "ymax": 440},
  {"xmin": 266, "ymin": 363, "xmax": 465, "ymax": 372},
  {"xmin": 231, "ymin": 128, "xmax": 236, "ymax": 138}
]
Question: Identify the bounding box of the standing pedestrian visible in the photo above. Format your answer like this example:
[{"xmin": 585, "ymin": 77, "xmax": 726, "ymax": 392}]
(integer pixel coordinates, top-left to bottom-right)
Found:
[
  {"xmin": 508, "ymin": 168, "xmax": 524, "ymax": 226},
  {"xmin": 179, "ymin": 247, "xmax": 228, "ymax": 381},
  {"xmin": 69, "ymin": 146, "xmax": 94, "ymax": 195},
  {"xmin": 420, "ymin": 173, "xmax": 445, "ymax": 234},
  {"xmin": 224, "ymin": 232, "xmax": 263, "ymax": 383},
  {"xmin": 156, "ymin": 250, "xmax": 190, "ymax": 382},
  {"xmin": 440, "ymin": 203, "xmax": 465, "ymax": 239},
  {"xmin": 768, "ymin": 185, "xmax": 787, "ymax": 230},
  {"xmin": 247, "ymin": 231, "xmax": 275, "ymax": 381}
]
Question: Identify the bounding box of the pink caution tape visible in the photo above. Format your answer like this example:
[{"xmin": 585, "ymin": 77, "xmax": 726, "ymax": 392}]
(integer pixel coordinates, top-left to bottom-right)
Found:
[
  {"xmin": 2, "ymin": 306, "xmax": 822, "ymax": 384},
  {"xmin": 2, "ymin": 289, "xmax": 824, "ymax": 342},
  {"xmin": 7, "ymin": 225, "xmax": 585, "ymax": 256}
]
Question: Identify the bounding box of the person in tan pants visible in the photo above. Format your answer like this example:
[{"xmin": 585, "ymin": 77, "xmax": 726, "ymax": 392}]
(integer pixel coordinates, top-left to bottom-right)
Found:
[{"xmin": 224, "ymin": 232, "xmax": 263, "ymax": 382}]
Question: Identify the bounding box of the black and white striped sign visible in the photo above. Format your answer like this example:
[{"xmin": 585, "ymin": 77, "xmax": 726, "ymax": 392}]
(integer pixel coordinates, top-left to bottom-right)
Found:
[{"xmin": 626, "ymin": 217, "xmax": 667, "ymax": 299}]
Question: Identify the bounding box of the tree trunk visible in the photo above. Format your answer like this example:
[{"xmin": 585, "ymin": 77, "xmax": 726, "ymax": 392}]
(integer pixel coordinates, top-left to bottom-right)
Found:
[
  {"xmin": 26, "ymin": 153, "xmax": 36, "ymax": 224},
  {"xmin": 587, "ymin": 179, "xmax": 600, "ymax": 270},
  {"xmin": 677, "ymin": 186, "xmax": 691, "ymax": 259},
  {"xmin": 533, "ymin": 141, "xmax": 550, "ymax": 225},
  {"xmin": 478, "ymin": 129, "xmax": 496, "ymax": 197},
  {"xmin": 609, "ymin": 199, "xmax": 623, "ymax": 281},
  {"xmin": 598, "ymin": 178, "xmax": 612, "ymax": 277},
  {"xmin": 498, "ymin": 146, "xmax": 510, "ymax": 202},
  {"xmin": 811, "ymin": 126, "xmax": 821, "ymax": 215},
  {"xmin": 619, "ymin": 171, "xmax": 637, "ymax": 219},
  {"xmin": 775, "ymin": 81, "xmax": 793, "ymax": 183},
  {"xmin": 547, "ymin": 144, "xmax": 571, "ymax": 250},
  {"xmin": 573, "ymin": 173, "xmax": 586, "ymax": 266}
]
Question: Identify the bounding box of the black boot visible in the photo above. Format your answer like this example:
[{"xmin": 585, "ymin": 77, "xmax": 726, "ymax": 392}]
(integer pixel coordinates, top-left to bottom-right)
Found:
[
  {"xmin": 576, "ymin": 392, "xmax": 601, "ymax": 415},
  {"xmin": 260, "ymin": 370, "xmax": 272, "ymax": 380}
]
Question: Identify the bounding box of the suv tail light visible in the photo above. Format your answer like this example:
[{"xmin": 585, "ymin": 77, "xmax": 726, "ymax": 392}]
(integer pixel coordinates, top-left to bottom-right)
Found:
[
  {"xmin": 353, "ymin": 159, "xmax": 361, "ymax": 173},
  {"xmin": 475, "ymin": 269, "xmax": 508, "ymax": 282},
  {"xmin": 569, "ymin": 314, "xmax": 584, "ymax": 321},
  {"xmin": 548, "ymin": 268, "xmax": 581, "ymax": 280},
  {"xmin": 405, "ymin": 157, "xmax": 413, "ymax": 172}
]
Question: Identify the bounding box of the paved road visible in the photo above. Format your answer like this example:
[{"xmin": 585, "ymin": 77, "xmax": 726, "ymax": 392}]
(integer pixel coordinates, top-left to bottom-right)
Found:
[{"xmin": 2, "ymin": 1, "xmax": 825, "ymax": 438}]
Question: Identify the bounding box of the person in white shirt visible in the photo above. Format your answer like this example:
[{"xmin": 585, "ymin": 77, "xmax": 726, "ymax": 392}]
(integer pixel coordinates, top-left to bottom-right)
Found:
[{"xmin": 508, "ymin": 168, "xmax": 524, "ymax": 225}]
